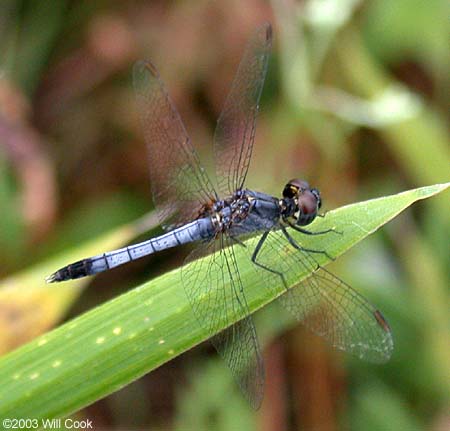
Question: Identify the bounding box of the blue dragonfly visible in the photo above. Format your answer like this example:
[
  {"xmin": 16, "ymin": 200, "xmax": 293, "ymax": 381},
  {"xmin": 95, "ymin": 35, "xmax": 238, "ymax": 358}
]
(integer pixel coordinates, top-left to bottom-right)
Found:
[{"xmin": 47, "ymin": 23, "xmax": 393, "ymax": 409}]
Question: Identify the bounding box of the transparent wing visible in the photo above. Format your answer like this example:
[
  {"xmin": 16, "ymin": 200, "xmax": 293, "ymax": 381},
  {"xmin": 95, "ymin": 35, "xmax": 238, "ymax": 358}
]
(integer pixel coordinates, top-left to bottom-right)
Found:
[
  {"xmin": 214, "ymin": 22, "xmax": 272, "ymax": 195},
  {"xmin": 133, "ymin": 61, "xmax": 217, "ymax": 229},
  {"xmin": 182, "ymin": 235, "xmax": 264, "ymax": 409},
  {"xmin": 251, "ymin": 229, "xmax": 394, "ymax": 362}
]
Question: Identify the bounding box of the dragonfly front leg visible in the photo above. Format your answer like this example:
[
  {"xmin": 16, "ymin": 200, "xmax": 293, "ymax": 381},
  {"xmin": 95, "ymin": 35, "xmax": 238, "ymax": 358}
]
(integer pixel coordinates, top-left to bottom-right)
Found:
[
  {"xmin": 251, "ymin": 231, "xmax": 289, "ymax": 290},
  {"xmin": 281, "ymin": 226, "xmax": 335, "ymax": 261},
  {"xmin": 286, "ymin": 220, "xmax": 342, "ymax": 236}
]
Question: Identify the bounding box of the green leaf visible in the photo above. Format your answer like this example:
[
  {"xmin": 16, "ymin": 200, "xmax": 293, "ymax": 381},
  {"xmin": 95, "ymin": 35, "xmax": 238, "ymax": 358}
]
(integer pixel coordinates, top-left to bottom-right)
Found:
[{"xmin": 0, "ymin": 183, "xmax": 447, "ymax": 418}]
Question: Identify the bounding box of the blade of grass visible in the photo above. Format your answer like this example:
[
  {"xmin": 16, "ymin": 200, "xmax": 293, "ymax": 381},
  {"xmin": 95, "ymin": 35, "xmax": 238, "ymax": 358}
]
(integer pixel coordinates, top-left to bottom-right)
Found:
[{"xmin": 0, "ymin": 183, "xmax": 447, "ymax": 419}]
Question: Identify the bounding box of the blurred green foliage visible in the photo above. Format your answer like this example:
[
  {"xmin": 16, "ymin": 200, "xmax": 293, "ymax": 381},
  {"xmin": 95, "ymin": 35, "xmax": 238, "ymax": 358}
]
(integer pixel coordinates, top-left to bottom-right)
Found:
[{"xmin": 0, "ymin": 0, "xmax": 448, "ymax": 430}]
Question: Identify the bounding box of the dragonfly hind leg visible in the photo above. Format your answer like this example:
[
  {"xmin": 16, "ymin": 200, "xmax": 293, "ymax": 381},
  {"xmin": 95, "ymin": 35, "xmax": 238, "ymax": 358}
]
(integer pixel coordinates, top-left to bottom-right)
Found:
[{"xmin": 251, "ymin": 231, "xmax": 289, "ymax": 290}]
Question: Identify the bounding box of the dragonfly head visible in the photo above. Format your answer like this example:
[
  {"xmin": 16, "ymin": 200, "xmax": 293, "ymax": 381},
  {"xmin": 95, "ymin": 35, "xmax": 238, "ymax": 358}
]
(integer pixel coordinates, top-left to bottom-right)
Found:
[{"xmin": 282, "ymin": 178, "xmax": 321, "ymax": 226}]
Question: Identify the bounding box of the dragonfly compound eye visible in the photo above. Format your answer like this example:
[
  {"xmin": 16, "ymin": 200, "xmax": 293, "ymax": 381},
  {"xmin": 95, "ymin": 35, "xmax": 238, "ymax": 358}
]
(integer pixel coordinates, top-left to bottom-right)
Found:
[
  {"xmin": 298, "ymin": 191, "xmax": 319, "ymax": 216},
  {"xmin": 283, "ymin": 178, "xmax": 310, "ymax": 199},
  {"xmin": 311, "ymin": 188, "xmax": 322, "ymax": 209}
]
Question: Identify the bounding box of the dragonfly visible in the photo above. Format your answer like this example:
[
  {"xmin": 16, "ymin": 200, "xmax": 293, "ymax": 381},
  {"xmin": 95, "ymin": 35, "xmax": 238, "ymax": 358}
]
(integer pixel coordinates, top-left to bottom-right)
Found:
[{"xmin": 47, "ymin": 22, "xmax": 393, "ymax": 409}]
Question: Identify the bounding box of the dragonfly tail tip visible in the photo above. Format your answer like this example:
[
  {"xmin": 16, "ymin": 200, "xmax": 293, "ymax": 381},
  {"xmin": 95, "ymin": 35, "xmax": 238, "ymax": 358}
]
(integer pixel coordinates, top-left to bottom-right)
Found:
[{"xmin": 45, "ymin": 273, "xmax": 57, "ymax": 283}]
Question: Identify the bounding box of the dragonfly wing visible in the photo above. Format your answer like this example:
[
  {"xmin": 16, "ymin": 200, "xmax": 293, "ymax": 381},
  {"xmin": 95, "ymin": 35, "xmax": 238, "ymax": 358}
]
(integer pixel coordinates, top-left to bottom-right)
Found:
[
  {"xmin": 212, "ymin": 319, "xmax": 264, "ymax": 409},
  {"xmin": 213, "ymin": 22, "xmax": 272, "ymax": 195},
  {"xmin": 133, "ymin": 61, "xmax": 217, "ymax": 229},
  {"xmin": 251, "ymin": 229, "xmax": 394, "ymax": 363},
  {"xmin": 182, "ymin": 235, "xmax": 264, "ymax": 409}
]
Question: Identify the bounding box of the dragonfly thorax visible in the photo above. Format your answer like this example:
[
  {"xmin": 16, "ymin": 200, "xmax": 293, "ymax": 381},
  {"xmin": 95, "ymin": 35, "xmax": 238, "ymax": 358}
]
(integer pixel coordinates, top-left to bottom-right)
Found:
[
  {"xmin": 281, "ymin": 178, "xmax": 322, "ymax": 226},
  {"xmin": 211, "ymin": 192, "xmax": 252, "ymax": 231}
]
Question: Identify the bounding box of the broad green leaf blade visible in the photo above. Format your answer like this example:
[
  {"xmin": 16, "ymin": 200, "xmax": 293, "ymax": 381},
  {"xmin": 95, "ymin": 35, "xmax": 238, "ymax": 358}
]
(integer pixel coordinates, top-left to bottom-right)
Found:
[{"xmin": 0, "ymin": 183, "xmax": 447, "ymax": 419}]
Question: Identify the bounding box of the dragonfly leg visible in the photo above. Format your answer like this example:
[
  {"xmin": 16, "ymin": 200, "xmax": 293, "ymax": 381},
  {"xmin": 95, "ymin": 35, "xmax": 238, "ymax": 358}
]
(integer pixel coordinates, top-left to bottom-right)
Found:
[
  {"xmin": 287, "ymin": 220, "xmax": 342, "ymax": 236},
  {"xmin": 281, "ymin": 226, "xmax": 335, "ymax": 261},
  {"xmin": 230, "ymin": 235, "xmax": 247, "ymax": 248},
  {"xmin": 251, "ymin": 231, "xmax": 289, "ymax": 290}
]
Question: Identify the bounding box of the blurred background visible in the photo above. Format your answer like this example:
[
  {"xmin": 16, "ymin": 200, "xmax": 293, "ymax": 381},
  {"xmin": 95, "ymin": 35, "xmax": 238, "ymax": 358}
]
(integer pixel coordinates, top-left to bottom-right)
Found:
[{"xmin": 0, "ymin": 0, "xmax": 449, "ymax": 430}]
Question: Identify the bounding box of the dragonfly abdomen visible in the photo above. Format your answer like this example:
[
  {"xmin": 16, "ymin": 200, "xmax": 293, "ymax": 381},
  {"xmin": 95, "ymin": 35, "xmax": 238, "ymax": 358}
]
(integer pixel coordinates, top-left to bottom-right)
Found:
[{"xmin": 46, "ymin": 218, "xmax": 213, "ymax": 283}]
